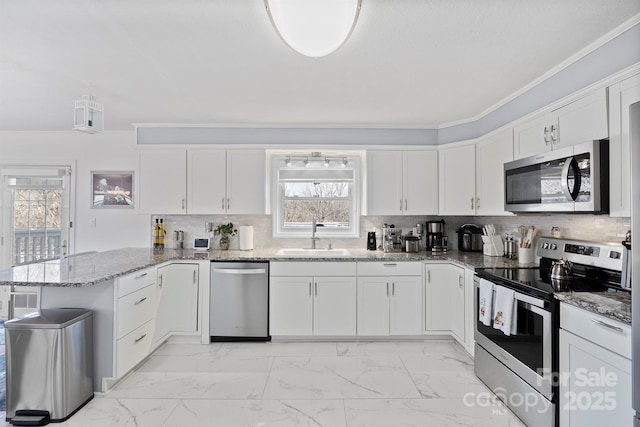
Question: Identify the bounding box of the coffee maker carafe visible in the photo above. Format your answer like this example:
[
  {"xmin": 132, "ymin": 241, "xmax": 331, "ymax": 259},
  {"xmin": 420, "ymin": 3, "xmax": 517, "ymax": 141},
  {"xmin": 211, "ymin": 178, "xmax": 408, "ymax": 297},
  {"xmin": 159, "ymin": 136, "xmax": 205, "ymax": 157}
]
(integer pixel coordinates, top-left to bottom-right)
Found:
[{"xmin": 426, "ymin": 219, "xmax": 447, "ymax": 252}]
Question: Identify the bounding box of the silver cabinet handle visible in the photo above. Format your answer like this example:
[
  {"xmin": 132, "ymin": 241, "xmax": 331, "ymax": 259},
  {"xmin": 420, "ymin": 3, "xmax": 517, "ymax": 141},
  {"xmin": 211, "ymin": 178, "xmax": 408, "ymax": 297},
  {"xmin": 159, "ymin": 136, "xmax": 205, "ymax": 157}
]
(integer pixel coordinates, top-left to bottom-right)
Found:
[
  {"xmin": 309, "ymin": 282, "xmax": 312, "ymax": 296},
  {"xmin": 181, "ymin": 198, "xmax": 185, "ymax": 210},
  {"xmin": 134, "ymin": 272, "xmax": 148, "ymax": 280},
  {"xmin": 211, "ymin": 268, "xmax": 267, "ymax": 274},
  {"xmin": 221, "ymin": 197, "xmax": 225, "ymax": 210},
  {"xmin": 550, "ymin": 124, "xmax": 558, "ymax": 144},
  {"xmin": 399, "ymin": 199, "xmax": 403, "ymax": 212},
  {"xmin": 134, "ymin": 333, "xmax": 147, "ymax": 343},
  {"xmin": 427, "ymin": 270, "xmax": 431, "ymax": 283},
  {"xmin": 158, "ymin": 274, "xmax": 163, "ymax": 289},
  {"xmin": 386, "ymin": 282, "xmax": 389, "ymax": 296},
  {"xmin": 591, "ymin": 318, "xmax": 624, "ymax": 333},
  {"xmin": 470, "ymin": 197, "xmax": 474, "ymax": 210},
  {"xmin": 476, "ymin": 197, "xmax": 480, "ymax": 210},
  {"xmin": 392, "ymin": 282, "xmax": 395, "ymax": 296},
  {"xmin": 459, "ymin": 275, "xmax": 464, "ymax": 288},
  {"xmin": 227, "ymin": 198, "xmax": 230, "ymax": 210},
  {"xmin": 544, "ymin": 126, "xmax": 551, "ymax": 145},
  {"xmin": 193, "ymin": 270, "xmax": 197, "ymax": 283},
  {"xmin": 383, "ymin": 263, "xmax": 397, "ymax": 267},
  {"xmin": 134, "ymin": 297, "xmax": 147, "ymax": 305},
  {"xmin": 405, "ymin": 199, "xmax": 408, "ymax": 211},
  {"xmin": 315, "ymin": 282, "xmax": 318, "ymax": 296}
]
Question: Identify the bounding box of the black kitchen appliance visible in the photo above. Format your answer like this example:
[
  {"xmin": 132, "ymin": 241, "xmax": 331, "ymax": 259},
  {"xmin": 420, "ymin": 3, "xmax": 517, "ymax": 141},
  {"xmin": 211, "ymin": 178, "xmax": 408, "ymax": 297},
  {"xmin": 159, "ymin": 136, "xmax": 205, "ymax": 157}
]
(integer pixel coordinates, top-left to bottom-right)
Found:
[
  {"xmin": 426, "ymin": 219, "xmax": 447, "ymax": 252},
  {"xmin": 474, "ymin": 236, "xmax": 627, "ymax": 427},
  {"xmin": 456, "ymin": 224, "xmax": 483, "ymax": 252},
  {"xmin": 367, "ymin": 231, "xmax": 377, "ymax": 250}
]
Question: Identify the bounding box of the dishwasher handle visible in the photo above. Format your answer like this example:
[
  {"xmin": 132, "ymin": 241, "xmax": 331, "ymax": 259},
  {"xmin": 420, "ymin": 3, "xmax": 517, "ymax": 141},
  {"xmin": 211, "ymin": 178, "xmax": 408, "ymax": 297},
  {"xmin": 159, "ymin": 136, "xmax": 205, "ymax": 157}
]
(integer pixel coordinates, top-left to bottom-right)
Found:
[{"xmin": 211, "ymin": 268, "xmax": 267, "ymax": 275}]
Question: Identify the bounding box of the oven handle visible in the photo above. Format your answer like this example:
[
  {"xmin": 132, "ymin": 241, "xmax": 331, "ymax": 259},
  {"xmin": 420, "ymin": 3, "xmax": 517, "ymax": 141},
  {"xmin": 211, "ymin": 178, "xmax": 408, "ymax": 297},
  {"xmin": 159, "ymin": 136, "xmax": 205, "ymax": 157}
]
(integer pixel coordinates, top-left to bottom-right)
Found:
[{"xmin": 474, "ymin": 278, "xmax": 546, "ymax": 309}]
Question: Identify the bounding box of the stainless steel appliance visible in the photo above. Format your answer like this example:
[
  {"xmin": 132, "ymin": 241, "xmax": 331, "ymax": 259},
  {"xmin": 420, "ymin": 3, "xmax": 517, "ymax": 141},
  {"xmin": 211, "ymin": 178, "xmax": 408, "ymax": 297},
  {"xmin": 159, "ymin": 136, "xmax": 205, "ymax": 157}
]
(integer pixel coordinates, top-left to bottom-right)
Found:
[
  {"xmin": 5, "ymin": 309, "xmax": 94, "ymax": 425},
  {"xmin": 210, "ymin": 261, "xmax": 270, "ymax": 341},
  {"xmin": 382, "ymin": 227, "xmax": 402, "ymax": 253},
  {"xmin": 456, "ymin": 224, "xmax": 483, "ymax": 252},
  {"xmin": 475, "ymin": 237, "xmax": 627, "ymax": 427},
  {"xmin": 426, "ymin": 219, "xmax": 447, "ymax": 252},
  {"xmin": 404, "ymin": 235, "xmax": 420, "ymax": 252},
  {"xmin": 504, "ymin": 140, "xmax": 609, "ymax": 213},
  {"xmin": 367, "ymin": 231, "xmax": 377, "ymax": 250}
]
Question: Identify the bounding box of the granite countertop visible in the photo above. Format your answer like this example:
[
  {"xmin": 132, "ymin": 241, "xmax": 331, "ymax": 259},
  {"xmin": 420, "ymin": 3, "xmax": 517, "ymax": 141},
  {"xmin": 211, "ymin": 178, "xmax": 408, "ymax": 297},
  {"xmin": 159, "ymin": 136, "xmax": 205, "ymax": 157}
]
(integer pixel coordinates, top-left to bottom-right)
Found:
[
  {"xmin": 0, "ymin": 247, "xmax": 526, "ymax": 287},
  {"xmin": 555, "ymin": 291, "xmax": 631, "ymax": 325}
]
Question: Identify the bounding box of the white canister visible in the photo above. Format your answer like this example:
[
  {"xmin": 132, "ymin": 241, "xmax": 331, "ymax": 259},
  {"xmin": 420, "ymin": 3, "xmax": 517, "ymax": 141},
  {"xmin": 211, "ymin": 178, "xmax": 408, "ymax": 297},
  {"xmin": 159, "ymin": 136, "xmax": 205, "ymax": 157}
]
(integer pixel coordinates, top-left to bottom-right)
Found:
[{"xmin": 239, "ymin": 226, "xmax": 254, "ymax": 250}]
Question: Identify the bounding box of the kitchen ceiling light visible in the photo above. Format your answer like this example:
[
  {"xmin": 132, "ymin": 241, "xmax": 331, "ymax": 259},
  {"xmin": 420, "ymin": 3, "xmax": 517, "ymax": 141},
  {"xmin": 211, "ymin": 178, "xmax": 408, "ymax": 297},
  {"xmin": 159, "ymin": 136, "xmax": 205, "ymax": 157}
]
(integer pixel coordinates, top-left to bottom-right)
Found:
[
  {"xmin": 73, "ymin": 94, "xmax": 104, "ymax": 134},
  {"xmin": 264, "ymin": 0, "xmax": 362, "ymax": 58}
]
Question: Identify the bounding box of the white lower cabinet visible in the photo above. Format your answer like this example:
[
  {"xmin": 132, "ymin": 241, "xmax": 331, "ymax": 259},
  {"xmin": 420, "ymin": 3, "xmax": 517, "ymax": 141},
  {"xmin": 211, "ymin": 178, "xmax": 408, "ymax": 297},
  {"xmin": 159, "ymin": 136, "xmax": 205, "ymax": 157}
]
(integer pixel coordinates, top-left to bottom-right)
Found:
[
  {"xmin": 270, "ymin": 262, "xmax": 357, "ymax": 337},
  {"xmin": 356, "ymin": 262, "xmax": 422, "ymax": 336},
  {"xmin": 560, "ymin": 303, "xmax": 632, "ymax": 427},
  {"xmin": 155, "ymin": 263, "xmax": 199, "ymax": 344},
  {"xmin": 424, "ymin": 263, "xmax": 466, "ymax": 343}
]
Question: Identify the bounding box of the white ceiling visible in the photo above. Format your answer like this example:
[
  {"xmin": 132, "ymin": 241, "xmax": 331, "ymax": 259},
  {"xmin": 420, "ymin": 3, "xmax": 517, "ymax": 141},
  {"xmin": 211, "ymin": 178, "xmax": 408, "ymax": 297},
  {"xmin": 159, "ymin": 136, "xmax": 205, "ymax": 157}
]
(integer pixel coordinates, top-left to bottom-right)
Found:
[{"xmin": 1, "ymin": 0, "xmax": 639, "ymax": 132}]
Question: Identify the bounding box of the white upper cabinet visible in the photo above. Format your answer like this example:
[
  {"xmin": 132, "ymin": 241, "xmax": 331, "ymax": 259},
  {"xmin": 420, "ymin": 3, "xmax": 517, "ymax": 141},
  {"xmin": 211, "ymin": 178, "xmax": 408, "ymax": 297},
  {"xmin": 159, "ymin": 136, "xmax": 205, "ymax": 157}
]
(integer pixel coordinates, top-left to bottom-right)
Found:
[
  {"xmin": 438, "ymin": 143, "xmax": 476, "ymax": 215},
  {"xmin": 608, "ymin": 73, "xmax": 640, "ymax": 218},
  {"xmin": 514, "ymin": 88, "xmax": 608, "ymax": 160},
  {"xmin": 367, "ymin": 150, "xmax": 438, "ymax": 215},
  {"xmin": 141, "ymin": 148, "xmax": 265, "ymax": 215},
  {"xmin": 188, "ymin": 149, "xmax": 265, "ymax": 215},
  {"xmin": 225, "ymin": 149, "xmax": 266, "ymax": 214},
  {"xmin": 475, "ymin": 129, "xmax": 514, "ymax": 216},
  {"xmin": 139, "ymin": 150, "xmax": 187, "ymax": 214},
  {"xmin": 187, "ymin": 149, "xmax": 226, "ymax": 214}
]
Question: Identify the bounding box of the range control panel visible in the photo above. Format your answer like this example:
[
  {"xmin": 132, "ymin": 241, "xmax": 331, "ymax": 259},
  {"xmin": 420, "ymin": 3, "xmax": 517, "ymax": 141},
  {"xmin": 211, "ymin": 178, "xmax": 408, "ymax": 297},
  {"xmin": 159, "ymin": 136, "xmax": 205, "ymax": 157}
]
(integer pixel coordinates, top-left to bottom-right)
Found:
[{"xmin": 538, "ymin": 237, "xmax": 623, "ymax": 272}]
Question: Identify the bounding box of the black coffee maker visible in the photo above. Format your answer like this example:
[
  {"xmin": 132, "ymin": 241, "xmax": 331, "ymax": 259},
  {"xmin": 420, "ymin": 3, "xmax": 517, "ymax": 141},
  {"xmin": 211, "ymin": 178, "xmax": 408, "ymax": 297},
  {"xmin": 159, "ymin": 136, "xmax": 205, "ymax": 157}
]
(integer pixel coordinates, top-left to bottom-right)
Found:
[
  {"xmin": 367, "ymin": 232, "xmax": 377, "ymax": 250},
  {"xmin": 426, "ymin": 219, "xmax": 447, "ymax": 252}
]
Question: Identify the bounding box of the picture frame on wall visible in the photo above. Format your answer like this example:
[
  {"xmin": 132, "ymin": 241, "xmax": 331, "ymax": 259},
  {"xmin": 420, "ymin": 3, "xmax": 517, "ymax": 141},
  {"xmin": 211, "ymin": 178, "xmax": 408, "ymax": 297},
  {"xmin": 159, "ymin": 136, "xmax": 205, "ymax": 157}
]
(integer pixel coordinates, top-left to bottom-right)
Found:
[{"xmin": 91, "ymin": 171, "xmax": 134, "ymax": 208}]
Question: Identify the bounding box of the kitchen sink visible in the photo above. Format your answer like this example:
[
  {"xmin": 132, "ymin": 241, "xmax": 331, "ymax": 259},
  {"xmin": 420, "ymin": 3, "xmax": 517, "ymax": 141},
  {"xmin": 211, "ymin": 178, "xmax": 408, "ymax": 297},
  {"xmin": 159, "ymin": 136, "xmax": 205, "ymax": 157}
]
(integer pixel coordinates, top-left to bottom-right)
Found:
[{"xmin": 275, "ymin": 248, "xmax": 352, "ymax": 257}]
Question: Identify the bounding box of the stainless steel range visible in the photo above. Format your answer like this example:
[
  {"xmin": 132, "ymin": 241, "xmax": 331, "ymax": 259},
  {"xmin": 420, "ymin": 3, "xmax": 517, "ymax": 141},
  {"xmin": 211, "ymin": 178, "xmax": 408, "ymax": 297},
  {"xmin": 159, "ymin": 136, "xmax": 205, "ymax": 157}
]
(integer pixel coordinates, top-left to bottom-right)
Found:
[{"xmin": 474, "ymin": 236, "xmax": 627, "ymax": 427}]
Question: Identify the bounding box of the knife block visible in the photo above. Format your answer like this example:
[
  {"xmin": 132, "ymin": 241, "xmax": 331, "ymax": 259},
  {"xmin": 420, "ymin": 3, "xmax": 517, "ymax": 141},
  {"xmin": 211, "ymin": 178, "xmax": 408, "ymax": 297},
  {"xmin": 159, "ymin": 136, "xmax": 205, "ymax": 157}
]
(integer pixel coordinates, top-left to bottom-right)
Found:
[{"xmin": 482, "ymin": 235, "xmax": 503, "ymax": 257}]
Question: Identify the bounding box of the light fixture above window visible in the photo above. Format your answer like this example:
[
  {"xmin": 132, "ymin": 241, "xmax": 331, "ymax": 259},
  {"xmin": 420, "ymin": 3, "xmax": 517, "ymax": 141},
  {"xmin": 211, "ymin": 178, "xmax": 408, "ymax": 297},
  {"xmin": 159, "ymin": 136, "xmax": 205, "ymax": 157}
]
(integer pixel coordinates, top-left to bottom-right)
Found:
[{"xmin": 264, "ymin": 0, "xmax": 362, "ymax": 58}]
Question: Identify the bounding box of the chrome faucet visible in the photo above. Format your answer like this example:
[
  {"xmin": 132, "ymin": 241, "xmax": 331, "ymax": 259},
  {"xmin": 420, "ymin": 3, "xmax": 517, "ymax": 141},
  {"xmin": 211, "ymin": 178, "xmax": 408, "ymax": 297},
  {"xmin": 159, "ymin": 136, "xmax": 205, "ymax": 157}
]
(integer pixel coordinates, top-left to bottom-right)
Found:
[{"xmin": 311, "ymin": 219, "xmax": 319, "ymax": 249}]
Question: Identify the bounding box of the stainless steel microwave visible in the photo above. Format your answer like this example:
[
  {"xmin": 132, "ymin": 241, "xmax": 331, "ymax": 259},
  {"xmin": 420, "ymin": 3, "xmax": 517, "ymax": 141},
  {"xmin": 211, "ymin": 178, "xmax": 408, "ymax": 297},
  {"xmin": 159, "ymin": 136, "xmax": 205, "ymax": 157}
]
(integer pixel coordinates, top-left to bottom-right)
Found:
[{"xmin": 504, "ymin": 140, "xmax": 609, "ymax": 213}]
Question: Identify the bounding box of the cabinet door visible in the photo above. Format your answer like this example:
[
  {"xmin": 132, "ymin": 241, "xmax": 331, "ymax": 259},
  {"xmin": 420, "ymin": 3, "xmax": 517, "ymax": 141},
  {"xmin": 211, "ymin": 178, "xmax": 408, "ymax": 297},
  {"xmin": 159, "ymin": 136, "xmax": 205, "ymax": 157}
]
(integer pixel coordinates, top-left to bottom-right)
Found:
[
  {"xmin": 155, "ymin": 263, "xmax": 198, "ymax": 342},
  {"xmin": 438, "ymin": 144, "xmax": 476, "ymax": 215},
  {"xmin": 314, "ymin": 276, "xmax": 356, "ymax": 336},
  {"xmin": 389, "ymin": 276, "xmax": 422, "ymax": 336},
  {"xmin": 367, "ymin": 151, "xmax": 403, "ymax": 215},
  {"xmin": 139, "ymin": 150, "xmax": 187, "ymax": 214},
  {"xmin": 609, "ymin": 75, "xmax": 640, "ymax": 217},
  {"xmin": 270, "ymin": 276, "xmax": 313, "ymax": 336},
  {"xmin": 555, "ymin": 87, "xmax": 608, "ymax": 148},
  {"xmin": 226, "ymin": 149, "xmax": 266, "ymax": 214},
  {"xmin": 513, "ymin": 113, "xmax": 553, "ymax": 159},
  {"xmin": 424, "ymin": 264, "xmax": 452, "ymax": 332},
  {"xmin": 357, "ymin": 277, "xmax": 390, "ymax": 336},
  {"xmin": 475, "ymin": 129, "xmax": 513, "ymax": 216},
  {"xmin": 559, "ymin": 330, "xmax": 632, "ymax": 427},
  {"xmin": 449, "ymin": 265, "xmax": 465, "ymax": 342},
  {"xmin": 403, "ymin": 151, "xmax": 438, "ymax": 215},
  {"xmin": 187, "ymin": 149, "xmax": 226, "ymax": 214}
]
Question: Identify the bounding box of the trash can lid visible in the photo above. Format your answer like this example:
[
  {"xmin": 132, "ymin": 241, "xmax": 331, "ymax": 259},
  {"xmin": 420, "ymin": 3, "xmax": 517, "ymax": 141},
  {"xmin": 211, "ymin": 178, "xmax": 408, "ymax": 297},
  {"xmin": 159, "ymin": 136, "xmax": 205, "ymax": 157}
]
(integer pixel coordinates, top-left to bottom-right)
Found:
[{"xmin": 5, "ymin": 308, "xmax": 92, "ymax": 329}]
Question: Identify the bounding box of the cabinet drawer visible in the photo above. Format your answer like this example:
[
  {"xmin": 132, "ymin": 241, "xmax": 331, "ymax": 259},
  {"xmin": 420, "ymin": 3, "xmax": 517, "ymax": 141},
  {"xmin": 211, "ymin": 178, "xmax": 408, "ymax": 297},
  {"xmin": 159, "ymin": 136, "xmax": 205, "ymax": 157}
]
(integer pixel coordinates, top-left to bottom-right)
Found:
[
  {"xmin": 270, "ymin": 262, "xmax": 356, "ymax": 276},
  {"xmin": 116, "ymin": 285, "xmax": 156, "ymax": 339},
  {"xmin": 116, "ymin": 319, "xmax": 155, "ymax": 378},
  {"xmin": 560, "ymin": 303, "xmax": 631, "ymax": 359},
  {"xmin": 116, "ymin": 267, "xmax": 156, "ymax": 298},
  {"xmin": 357, "ymin": 261, "xmax": 422, "ymax": 276}
]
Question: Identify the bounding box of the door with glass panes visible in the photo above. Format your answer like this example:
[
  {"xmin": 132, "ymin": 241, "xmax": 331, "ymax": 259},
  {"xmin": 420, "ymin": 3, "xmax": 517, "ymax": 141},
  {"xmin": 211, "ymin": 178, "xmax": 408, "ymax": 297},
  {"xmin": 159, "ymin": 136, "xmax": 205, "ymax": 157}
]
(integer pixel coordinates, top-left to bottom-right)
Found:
[{"xmin": 0, "ymin": 166, "xmax": 73, "ymax": 319}]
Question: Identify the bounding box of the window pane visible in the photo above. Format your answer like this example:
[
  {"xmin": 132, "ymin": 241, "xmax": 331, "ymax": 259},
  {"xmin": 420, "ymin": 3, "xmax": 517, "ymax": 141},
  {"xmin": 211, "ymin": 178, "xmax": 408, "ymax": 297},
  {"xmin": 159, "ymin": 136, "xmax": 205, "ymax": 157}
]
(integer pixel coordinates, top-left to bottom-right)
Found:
[
  {"xmin": 283, "ymin": 182, "xmax": 350, "ymax": 198},
  {"xmin": 283, "ymin": 200, "xmax": 351, "ymax": 228}
]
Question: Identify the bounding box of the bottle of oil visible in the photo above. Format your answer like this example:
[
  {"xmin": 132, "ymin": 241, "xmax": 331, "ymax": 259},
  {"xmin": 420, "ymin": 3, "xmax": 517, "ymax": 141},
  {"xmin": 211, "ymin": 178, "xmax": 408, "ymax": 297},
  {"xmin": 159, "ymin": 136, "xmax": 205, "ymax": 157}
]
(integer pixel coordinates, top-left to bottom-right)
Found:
[
  {"xmin": 153, "ymin": 218, "xmax": 160, "ymax": 250},
  {"xmin": 159, "ymin": 218, "xmax": 165, "ymax": 249}
]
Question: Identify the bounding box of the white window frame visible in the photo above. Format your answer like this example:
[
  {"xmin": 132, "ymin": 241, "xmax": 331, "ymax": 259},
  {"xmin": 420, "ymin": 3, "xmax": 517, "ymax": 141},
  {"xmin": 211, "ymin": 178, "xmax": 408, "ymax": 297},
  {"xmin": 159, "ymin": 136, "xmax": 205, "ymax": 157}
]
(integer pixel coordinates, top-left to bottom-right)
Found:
[{"xmin": 271, "ymin": 155, "xmax": 361, "ymax": 238}]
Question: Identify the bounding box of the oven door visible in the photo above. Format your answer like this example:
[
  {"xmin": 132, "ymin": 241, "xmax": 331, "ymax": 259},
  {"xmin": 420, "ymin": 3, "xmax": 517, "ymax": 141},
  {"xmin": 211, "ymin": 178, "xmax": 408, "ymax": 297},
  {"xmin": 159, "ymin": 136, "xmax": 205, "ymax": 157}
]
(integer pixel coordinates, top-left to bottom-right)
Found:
[{"xmin": 474, "ymin": 278, "xmax": 554, "ymax": 400}]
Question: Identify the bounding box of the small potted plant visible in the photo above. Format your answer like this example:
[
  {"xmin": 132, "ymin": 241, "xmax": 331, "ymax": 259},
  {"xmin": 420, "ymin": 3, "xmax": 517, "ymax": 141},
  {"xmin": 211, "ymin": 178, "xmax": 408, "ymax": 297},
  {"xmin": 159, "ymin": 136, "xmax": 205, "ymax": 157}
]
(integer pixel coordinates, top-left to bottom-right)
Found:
[{"xmin": 214, "ymin": 222, "xmax": 237, "ymax": 250}]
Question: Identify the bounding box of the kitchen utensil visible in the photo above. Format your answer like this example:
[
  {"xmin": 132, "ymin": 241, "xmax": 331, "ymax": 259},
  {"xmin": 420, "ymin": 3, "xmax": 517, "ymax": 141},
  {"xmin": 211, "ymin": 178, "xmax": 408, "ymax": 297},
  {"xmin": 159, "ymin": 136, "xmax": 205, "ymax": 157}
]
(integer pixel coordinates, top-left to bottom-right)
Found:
[{"xmin": 551, "ymin": 259, "xmax": 573, "ymax": 280}]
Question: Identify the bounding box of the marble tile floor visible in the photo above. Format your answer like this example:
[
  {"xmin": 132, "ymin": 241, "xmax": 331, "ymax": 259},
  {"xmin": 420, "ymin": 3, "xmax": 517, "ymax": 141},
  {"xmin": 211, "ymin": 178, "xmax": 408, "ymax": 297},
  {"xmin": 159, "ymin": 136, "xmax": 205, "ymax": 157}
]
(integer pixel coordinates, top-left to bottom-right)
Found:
[{"xmin": 1, "ymin": 340, "xmax": 525, "ymax": 427}]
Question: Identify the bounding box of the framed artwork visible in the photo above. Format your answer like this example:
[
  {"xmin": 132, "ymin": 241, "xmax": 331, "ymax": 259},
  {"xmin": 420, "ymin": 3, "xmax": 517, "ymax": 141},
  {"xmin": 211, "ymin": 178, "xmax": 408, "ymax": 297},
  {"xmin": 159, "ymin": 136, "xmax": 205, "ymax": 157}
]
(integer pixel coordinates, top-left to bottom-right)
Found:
[{"xmin": 91, "ymin": 171, "xmax": 134, "ymax": 208}]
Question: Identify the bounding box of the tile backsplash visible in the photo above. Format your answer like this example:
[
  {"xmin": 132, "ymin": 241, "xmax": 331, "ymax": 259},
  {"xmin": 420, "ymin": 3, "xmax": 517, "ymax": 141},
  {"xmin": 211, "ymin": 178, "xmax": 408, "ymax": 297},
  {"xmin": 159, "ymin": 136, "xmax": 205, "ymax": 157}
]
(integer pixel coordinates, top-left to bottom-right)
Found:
[{"xmin": 155, "ymin": 214, "xmax": 630, "ymax": 251}]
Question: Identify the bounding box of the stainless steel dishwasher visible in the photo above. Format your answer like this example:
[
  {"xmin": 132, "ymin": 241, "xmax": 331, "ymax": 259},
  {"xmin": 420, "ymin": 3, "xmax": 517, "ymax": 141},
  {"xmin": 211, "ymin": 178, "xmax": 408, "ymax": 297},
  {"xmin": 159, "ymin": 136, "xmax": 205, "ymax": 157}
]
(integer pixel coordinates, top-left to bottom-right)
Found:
[{"xmin": 210, "ymin": 261, "xmax": 269, "ymax": 341}]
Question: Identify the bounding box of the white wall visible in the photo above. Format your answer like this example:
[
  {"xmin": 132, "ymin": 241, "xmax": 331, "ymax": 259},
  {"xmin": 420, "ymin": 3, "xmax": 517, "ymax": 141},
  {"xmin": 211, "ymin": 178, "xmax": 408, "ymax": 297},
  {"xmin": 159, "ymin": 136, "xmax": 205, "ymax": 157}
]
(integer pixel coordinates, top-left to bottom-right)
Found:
[{"xmin": 0, "ymin": 130, "xmax": 150, "ymax": 253}]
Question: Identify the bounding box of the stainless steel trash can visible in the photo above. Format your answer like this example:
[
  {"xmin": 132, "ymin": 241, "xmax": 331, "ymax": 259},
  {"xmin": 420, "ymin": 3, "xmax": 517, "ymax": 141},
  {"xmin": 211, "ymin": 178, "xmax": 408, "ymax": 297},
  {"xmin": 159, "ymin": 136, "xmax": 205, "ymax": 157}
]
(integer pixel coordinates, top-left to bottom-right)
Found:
[{"xmin": 5, "ymin": 309, "xmax": 94, "ymax": 426}]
